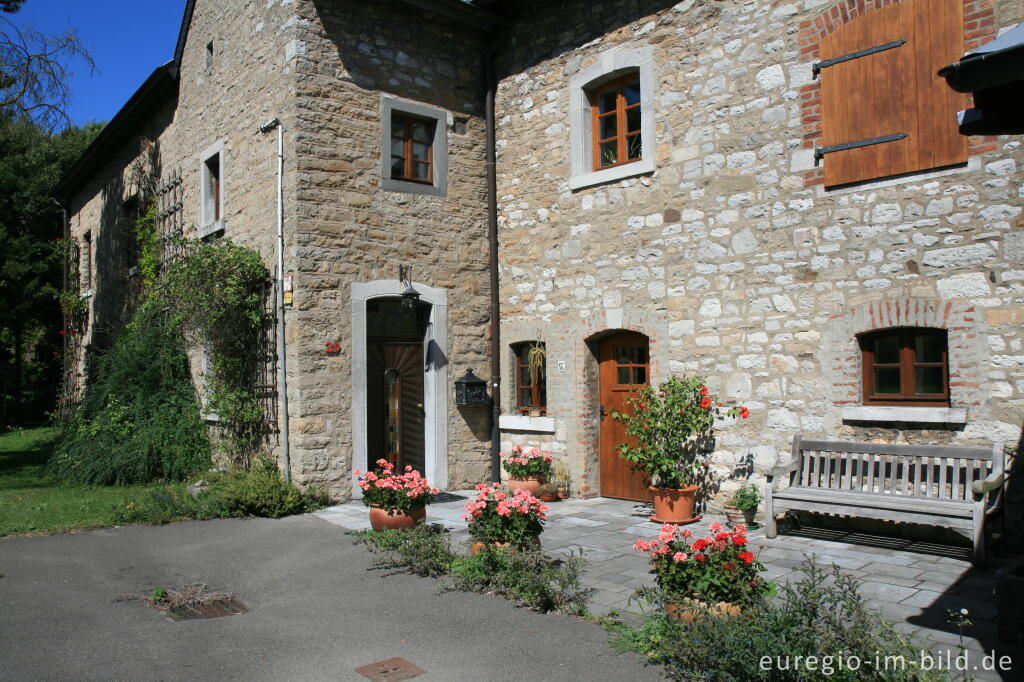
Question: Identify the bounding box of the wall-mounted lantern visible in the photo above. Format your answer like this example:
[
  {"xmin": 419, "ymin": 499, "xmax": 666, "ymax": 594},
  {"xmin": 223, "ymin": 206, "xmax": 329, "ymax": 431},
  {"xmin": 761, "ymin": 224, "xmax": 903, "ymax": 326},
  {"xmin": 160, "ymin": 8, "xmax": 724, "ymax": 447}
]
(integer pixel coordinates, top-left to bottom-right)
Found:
[
  {"xmin": 399, "ymin": 264, "xmax": 420, "ymax": 310},
  {"xmin": 455, "ymin": 368, "xmax": 488, "ymax": 406}
]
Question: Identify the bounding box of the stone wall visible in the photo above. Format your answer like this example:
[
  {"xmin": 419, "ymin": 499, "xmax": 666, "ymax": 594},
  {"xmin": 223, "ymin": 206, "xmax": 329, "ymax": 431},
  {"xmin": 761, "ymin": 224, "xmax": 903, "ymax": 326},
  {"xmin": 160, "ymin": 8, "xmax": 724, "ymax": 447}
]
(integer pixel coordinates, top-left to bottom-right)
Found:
[{"xmin": 492, "ymin": 0, "xmax": 1024, "ymax": 502}]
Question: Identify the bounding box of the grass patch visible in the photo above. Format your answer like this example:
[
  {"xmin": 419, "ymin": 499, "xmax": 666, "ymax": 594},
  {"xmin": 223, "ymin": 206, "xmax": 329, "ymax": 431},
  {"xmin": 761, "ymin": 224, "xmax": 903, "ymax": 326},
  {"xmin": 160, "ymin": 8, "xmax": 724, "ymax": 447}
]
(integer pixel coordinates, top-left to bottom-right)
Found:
[
  {"xmin": 0, "ymin": 426, "xmax": 180, "ymax": 536},
  {"xmin": 1, "ymin": 427, "xmax": 328, "ymax": 536}
]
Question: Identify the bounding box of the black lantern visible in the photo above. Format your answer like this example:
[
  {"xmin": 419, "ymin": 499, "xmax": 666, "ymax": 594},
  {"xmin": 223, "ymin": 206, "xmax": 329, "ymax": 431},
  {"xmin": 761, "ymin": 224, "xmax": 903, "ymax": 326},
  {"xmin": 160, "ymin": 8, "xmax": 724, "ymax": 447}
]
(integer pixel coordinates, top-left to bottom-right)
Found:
[
  {"xmin": 455, "ymin": 368, "xmax": 488, "ymax": 406},
  {"xmin": 399, "ymin": 265, "xmax": 420, "ymax": 310}
]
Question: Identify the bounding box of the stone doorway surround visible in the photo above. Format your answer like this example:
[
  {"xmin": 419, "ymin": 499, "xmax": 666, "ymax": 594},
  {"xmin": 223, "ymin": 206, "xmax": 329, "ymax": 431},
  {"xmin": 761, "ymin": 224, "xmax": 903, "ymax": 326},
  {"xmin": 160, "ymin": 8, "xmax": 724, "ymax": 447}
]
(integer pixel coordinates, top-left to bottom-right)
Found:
[{"xmin": 351, "ymin": 280, "xmax": 449, "ymax": 496}]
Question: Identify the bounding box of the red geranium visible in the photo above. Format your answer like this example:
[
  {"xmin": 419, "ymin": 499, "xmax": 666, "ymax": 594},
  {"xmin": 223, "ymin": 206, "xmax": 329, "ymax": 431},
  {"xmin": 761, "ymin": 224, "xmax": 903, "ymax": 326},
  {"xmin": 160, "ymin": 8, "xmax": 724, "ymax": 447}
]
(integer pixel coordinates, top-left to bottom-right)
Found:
[{"xmin": 700, "ymin": 397, "xmax": 712, "ymax": 409}]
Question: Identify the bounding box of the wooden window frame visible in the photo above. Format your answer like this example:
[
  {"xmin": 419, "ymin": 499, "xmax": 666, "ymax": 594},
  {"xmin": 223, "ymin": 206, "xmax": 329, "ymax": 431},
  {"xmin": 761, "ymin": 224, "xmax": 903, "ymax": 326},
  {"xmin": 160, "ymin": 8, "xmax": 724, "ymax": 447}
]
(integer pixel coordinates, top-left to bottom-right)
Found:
[
  {"xmin": 589, "ymin": 74, "xmax": 642, "ymax": 172},
  {"xmin": 860, "ymin": 328, "xmax": 949, "ymax": 406},
  {"xmin": 390, "ymin": 113, "xmax": 434, "ymax": 185},
  {"xmin": 513, "ymin": 342, "xmax": 546, "ymax": 415}
]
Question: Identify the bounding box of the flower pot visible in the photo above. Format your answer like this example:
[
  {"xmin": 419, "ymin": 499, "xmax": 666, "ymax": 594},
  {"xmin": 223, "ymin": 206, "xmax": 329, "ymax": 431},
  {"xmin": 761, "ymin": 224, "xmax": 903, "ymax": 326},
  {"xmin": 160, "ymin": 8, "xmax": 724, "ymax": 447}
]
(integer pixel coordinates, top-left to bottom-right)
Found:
[
  {"xmin": 665, "ymin": 599, "xmax": 741, "ymax": 625},
  {"xmin": 557, "ymin": 486, "xmax": 568, "ymax": 499},
  {"xmin": 723, "ymin": 504, "xmax": 744, "ymax": 526},
  {"xmin": 368, "ymin": 504, "xmax": 426, "ymax": 531},
  {"xmin": 507, "ymin": 475, "xmax": 544, "ymax": 496},
  {"xmin": 742, "ymin": 507, "xmax": 757, "ymax": 526},
  {"xmin": 649, "ymin": 485, "xmax": 701, "ymax": 525},
  {"xmin": 539, "ymin": 492, "xmax": 559, "ymax": 502}
]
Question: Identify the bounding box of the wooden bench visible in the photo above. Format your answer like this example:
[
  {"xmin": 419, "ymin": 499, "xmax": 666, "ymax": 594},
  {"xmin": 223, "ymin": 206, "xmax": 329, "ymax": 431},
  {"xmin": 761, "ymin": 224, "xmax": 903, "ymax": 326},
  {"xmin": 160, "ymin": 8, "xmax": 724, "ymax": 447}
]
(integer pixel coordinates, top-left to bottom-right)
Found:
[{"xmin": 764, "ymin": 435, "xmax": 1006, "ymax": 566}]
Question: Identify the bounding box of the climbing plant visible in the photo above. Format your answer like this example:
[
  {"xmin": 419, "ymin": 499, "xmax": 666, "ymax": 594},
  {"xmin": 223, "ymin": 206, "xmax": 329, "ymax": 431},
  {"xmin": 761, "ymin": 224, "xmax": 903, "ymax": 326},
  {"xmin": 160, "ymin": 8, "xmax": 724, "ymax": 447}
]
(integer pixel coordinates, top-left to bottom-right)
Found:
[{"xmin": 52, "ymin": 200, "xmax": 271, "ymax": 484}]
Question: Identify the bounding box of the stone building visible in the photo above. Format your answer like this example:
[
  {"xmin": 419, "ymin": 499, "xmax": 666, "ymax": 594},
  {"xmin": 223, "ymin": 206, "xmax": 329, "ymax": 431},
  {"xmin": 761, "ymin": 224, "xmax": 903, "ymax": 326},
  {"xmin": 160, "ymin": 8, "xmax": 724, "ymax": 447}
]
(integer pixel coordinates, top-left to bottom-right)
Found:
[{"xmin": 58, "ymin": 0, "xmax": 1022, "ymax": 505}]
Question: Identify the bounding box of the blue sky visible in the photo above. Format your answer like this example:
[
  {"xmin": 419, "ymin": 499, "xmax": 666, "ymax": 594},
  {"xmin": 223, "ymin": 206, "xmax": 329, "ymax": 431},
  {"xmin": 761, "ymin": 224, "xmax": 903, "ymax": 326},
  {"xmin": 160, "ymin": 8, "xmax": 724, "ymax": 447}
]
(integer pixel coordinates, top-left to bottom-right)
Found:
[{"xmin": 8, "ymin": 0, "xmax": 187, "ymax": 128}]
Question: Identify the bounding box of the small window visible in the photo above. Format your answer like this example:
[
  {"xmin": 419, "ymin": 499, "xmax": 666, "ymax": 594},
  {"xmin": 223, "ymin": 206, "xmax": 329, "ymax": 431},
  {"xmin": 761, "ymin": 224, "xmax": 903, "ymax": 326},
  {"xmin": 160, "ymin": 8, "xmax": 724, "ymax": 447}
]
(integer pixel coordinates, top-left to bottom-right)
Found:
[
  {"xmin": 82, "ymin": 231, "xmax": 92, "ymax": 291},
  {"xmin": 199, "ymin": 141, "xmax": 225, "ymax": 237},
  {"xmin": 390, "ymin": 113, "xmax": 434, "ymax": 184},
  {"xmin": 860, "ymin": 328, "xmax": 949, "ymax": 406},
  {"xmin": 590, "ymin": 75, "xmax": 642, "ymax": 171},
  {"xmin": 513, "ymin": 342, "xmax": 547, "ymax": 415},
  {"xmin": 380, "ymin": 96, "xmax": 447, "ymax": 196}
]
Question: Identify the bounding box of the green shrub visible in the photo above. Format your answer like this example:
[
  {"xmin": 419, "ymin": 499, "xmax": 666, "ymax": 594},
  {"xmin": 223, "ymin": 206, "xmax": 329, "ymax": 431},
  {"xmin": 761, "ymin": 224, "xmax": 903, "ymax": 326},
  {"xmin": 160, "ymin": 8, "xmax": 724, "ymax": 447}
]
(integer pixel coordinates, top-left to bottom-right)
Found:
[
  {"xmin": 448, "ymin": 546, "xmax": 592, "ymax": 615},
  {"xmin": 213, "ymin": 457, "xmax": 328, "ymax": 518},
  {"xmin": 113, "ymin": 485, "xmax": 228, "ymax": 525},
  {"xmin": 610, "ymin": 559, "xmax": 950, "ymax": 681},
  {"xmin": 49, "ymin": 305, "xmax": 211, "ymax": 485},
  {"xmin": 351, "ymin": 525, "xmax": 457, "ymax": 577}
]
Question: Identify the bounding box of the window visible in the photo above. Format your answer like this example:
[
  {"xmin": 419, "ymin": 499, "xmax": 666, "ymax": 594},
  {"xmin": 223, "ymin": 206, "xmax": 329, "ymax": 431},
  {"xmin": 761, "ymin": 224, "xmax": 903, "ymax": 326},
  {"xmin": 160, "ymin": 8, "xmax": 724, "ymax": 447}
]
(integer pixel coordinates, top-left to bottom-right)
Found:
[
  {"xmin": 82, "ymin": 231, "xmax": 92, "ymax": 292},
  {"xmin": 513, "ymin": 342, "xmax": 547, "ymax": 415},
  {"xmin": 590, "ymin": 75, "xmax": 642, "ymax": 171},
  {"xmin": 859, "ymin": 328, "xmax": 949, "ymax": 406},
  {"xmin": 199, "ymin": 140, "xmax": 224, "ymax": 237},
  {"xmin": 380, "ymin": 96, "xmax": 447, "ymax": 196},
  {"xmin": 817, "ymin": 0, "xmax": 967, "ymax": 187},
  {"xmin": 390, "ymin": 113, "xmax": 434, "ymax": 184},
  {"xmin": 568, "ymin": 47, "xmax": 654, "ymax": 191}
]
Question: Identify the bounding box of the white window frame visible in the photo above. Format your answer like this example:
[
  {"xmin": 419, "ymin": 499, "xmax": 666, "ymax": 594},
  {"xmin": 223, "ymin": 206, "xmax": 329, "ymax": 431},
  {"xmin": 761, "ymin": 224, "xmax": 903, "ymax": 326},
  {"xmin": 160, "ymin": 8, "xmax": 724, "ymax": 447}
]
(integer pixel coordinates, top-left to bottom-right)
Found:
[
  {"xmin": 380, "ymin": 95, "xmax": 448, "ymax": 197},
  {"xmin": 568, "ymin": 47, "xmax": 656, "ymax": 191},
  {"xmin": 199, "ymin": 140, "xmax": 225, "ymax": 238}
]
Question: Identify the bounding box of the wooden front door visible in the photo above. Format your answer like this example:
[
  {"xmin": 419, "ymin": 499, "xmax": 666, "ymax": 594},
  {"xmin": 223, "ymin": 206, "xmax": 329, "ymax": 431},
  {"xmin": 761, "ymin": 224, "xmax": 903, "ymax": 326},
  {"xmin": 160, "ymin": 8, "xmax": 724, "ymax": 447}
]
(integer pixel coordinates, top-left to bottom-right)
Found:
[
  {"xmin": 599, "ymin": 332, "xmax": 651, "ymax": 501},
  {"xmin": 367, "ymin": 343, "xmax": 425, "ymax": 473}
]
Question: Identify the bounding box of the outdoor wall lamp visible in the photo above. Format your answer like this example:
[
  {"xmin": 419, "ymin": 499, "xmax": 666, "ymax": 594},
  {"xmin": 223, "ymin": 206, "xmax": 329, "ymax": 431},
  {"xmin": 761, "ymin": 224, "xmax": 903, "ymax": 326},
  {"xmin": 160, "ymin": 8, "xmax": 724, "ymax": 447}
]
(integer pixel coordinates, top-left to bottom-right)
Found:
[{"xmin": 399, "ymin": 265, "xmax": 420, "ymax": 310}]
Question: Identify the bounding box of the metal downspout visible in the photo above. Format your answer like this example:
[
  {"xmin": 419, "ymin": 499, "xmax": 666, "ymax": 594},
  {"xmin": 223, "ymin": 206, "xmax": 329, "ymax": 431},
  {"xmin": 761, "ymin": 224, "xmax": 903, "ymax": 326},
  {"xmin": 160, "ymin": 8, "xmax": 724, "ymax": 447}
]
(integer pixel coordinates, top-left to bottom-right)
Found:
[
  {"xmin": 259, "ymin": 118, "xmax": 291, "ymax": 482},
  {"xmin": 485, "ymin": 27, "xmax": 508, "ymax": 485}
]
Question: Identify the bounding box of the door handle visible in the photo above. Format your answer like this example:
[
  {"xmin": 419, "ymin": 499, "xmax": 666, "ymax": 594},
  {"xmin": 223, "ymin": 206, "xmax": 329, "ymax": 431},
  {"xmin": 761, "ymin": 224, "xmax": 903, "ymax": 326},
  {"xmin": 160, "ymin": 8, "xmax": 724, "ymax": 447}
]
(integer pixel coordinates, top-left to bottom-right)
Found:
[{"xmin": 599, "ymin": 405, "xmax": 607, "ymax": 420}]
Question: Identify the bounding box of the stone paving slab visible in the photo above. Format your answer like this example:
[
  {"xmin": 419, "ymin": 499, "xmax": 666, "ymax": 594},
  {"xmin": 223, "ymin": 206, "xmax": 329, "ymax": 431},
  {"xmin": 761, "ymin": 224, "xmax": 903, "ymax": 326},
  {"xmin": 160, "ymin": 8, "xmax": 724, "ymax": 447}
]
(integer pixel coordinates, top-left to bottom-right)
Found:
[{"xmin": 316, "ymin": 494, "xmax": 1021, "ymax": 679}]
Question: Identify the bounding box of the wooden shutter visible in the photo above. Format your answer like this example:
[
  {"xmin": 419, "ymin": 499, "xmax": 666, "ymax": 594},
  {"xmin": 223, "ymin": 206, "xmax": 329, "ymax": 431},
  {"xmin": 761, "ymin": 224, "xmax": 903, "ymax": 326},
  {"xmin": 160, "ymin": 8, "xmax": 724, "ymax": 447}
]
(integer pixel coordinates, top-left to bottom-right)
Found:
[{"xmin": 819, "ymin": 0, "xmax": 966, "ymax": 187}]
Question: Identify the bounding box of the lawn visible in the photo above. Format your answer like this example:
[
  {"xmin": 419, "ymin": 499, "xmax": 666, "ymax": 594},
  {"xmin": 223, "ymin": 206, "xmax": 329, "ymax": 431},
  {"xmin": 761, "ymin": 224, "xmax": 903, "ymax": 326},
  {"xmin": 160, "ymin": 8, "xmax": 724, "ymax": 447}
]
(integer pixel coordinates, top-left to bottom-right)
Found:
[{"xmin": 0, "ymin": 426, "xmax": 171, "ymax": 536}]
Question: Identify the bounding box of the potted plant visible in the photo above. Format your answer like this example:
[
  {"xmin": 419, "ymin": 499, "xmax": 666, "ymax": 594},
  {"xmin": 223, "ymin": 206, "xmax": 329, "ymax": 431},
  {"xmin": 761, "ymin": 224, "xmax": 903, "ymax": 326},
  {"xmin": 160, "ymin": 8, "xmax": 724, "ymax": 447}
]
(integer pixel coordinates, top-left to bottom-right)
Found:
[
  {"xmin": 462, "ymin": 483, "xmax": 548, "ymax": 552},
  {"xmin": 536, "ymin": 482, "xmax": 559, "ymax": 502},
  {"xmin": 725, "ymin": 483, "xmax": 760, "ymax": 527},
  {"xmin": 613, "ymin": 375, "xmax": 749, "ymax": 524},
  {"xmin": 502, "ymin": 444, "xmax": 553, "ymax": 496},
  {"xmin": 353, "ymin": 459, "xmax": 439, "ymax": 531},
  {"xmin": 552, "ymin": 462, "xmax": 571, "ymax": 499},
  {"xmin": 633, "ymin": 521, "xmax": 772, "ymax": 622}
]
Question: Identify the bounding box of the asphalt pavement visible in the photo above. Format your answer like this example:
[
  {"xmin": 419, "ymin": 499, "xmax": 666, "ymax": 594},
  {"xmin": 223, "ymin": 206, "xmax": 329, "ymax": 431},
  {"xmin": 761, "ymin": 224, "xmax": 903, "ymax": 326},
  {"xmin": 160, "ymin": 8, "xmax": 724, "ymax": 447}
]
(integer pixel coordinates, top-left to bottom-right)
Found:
[{"xmin": 0, "ymin": 514, "xmax": 662, "ymax": 681}]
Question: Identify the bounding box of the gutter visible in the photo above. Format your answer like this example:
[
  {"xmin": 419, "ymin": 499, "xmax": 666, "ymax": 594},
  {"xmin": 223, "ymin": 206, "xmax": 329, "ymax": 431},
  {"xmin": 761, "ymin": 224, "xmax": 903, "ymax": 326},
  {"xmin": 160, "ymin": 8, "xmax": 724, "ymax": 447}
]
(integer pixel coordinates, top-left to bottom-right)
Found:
[{"xmin": 485, "ymin": 22, "xmax": 509, "ymax": 485}]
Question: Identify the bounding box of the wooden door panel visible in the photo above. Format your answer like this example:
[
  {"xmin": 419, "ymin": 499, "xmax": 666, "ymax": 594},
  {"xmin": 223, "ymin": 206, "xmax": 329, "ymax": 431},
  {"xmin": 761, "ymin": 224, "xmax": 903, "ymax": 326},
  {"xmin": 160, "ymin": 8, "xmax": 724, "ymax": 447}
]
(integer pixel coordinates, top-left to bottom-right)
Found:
[
  {"xmin": 599, "ymin": 333, "xmax": 651, "ymax": 501},
  {"xmin": 367, "ymin": 343, "xmax": 424, "ymax": 473}
]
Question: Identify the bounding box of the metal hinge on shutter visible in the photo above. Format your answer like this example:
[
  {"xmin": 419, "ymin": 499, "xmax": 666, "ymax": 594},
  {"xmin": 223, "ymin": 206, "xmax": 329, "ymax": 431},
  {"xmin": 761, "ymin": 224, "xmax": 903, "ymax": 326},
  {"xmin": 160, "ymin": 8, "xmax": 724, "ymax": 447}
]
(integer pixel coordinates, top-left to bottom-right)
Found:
[
  {"xmin": 812, "ymin": 40, "xmax": 906, "ymax": 77},
  {"xmin": 814, "ymin": 133, "xmax": 907, "ymax": 163}
]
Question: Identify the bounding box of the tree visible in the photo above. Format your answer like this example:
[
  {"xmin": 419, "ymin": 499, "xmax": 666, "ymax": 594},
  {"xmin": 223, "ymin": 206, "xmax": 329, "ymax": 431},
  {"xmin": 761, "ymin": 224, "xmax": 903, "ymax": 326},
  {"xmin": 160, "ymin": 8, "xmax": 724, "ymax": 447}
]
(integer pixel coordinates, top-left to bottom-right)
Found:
[
  {"xmin": 2, "ymin": 1, "xmax": 26, "ymax": 13},
  {"xmin": 0, "ymin": 115, "xmax": 101, "ymax": 422},
  {"xmin": 1, "ymin": 15, "xmax": 94, "ymax": 131}
]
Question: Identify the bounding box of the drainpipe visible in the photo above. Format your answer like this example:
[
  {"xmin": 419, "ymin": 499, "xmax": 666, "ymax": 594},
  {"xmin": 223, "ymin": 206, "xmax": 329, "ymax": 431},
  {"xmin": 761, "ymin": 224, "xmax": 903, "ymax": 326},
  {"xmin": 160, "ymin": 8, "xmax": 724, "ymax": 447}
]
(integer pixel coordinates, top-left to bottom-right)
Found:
[
  {"xmin": 258, "ymin": 118, "xmax": 291, "ymax": 482},
  {"xmin": 485, "ymin": 26, "xmax": 508, "ymax": 485}
]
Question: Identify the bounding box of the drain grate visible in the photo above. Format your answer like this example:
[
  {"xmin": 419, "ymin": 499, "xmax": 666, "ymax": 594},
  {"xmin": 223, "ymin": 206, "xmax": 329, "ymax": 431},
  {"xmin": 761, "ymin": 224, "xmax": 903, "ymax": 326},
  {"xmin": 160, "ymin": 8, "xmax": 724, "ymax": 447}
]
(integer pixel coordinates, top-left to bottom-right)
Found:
[{"xmin": 354, "ymin": 657, "xmax": 427, "ymax": 682}]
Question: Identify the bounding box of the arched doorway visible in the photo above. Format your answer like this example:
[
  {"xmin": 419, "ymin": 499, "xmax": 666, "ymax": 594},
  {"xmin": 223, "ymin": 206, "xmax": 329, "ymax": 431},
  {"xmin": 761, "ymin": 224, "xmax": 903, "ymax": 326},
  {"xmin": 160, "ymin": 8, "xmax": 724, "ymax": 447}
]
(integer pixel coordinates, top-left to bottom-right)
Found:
[{"xmin": 598, "ymin": 331, "xmax": 651, "ymax": 501}]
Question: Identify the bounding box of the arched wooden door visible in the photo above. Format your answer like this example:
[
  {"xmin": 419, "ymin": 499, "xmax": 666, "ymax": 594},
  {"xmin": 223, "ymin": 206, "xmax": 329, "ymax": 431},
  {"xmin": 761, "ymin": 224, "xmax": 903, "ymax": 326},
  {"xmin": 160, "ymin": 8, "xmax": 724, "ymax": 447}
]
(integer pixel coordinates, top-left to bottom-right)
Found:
[
  {"xmin": 598, "ymin": 332, "xmax": 651, "ymax": 501},
  {"xmin": 366, "ymin": 343, "xmax": 425, "ymax": 473}
]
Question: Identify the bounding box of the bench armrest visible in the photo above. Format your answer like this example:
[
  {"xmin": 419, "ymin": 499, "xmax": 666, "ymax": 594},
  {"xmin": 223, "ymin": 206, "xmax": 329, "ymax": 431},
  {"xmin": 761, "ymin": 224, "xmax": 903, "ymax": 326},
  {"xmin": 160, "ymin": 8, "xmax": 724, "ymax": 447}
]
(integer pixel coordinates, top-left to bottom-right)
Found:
[
  {"xmin": 767, "ymin": 458, "xmax": 800, "ymax": 481},
  {"xmin": 972, "ymin": 469, "xmax": 1005, "ymax": 496}
]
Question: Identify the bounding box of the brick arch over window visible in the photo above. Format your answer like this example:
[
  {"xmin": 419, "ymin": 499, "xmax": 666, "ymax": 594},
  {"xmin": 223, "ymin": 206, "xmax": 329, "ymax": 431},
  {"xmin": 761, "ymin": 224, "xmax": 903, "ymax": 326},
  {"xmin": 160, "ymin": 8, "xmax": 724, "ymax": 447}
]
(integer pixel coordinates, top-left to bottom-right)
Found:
[
  {"xmin": 820, "ymin": 300, "xmax": 988, "ymax": 413},
  {"xmin": 798, "ymin": 0, "xmax": 998, "ymax": 188}
]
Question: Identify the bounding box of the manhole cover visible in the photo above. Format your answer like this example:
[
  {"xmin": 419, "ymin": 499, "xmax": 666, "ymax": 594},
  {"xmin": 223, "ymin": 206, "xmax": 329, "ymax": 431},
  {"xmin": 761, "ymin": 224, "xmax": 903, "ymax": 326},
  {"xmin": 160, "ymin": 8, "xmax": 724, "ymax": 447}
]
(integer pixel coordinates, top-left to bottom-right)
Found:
[{"xmin": 354, "ymin": 657, "xmax": 427, "ymax": 682}]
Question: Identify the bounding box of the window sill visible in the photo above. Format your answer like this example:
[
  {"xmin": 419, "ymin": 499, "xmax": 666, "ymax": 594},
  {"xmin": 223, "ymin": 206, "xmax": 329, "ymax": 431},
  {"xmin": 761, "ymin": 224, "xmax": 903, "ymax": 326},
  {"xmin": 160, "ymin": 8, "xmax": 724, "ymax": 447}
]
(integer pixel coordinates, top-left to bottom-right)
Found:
[
  {"xmin": 568, "ymin": 157, "xmax": 654, "ymax": 191},
  {"xmin": 199, "ymin": 218, "xmax": 224, "ymax": 239},
  {"xmin": 841, "ymin": 406, "xmax": 967, "ymax": 424},
  {"xmin": 381, "ymin": 177, "xmax": 445, "ymax": 197},
  {"xmin": 202, "ymin": 412, "xmax": 220, "ymax": 423},
  {"xmin": 498, "ymin": 415, "xmax": 556, "ymax": 433},
  {"xmin": 80, "ymin": 290, "xmax": 92, "ymax": 298}
]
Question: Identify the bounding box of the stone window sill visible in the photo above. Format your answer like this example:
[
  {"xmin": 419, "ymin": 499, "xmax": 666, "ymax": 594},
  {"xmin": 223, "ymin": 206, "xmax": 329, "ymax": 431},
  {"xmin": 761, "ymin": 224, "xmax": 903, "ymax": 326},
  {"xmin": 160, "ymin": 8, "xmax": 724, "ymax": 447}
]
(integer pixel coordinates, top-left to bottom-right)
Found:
[
  {"xmin": 199, "ymin": 218, "xmax": 224, "ymax": 239},
  {"xmin": 498, "ymin": 415, "xmax": 556, "ymax": 433},
  {"xmin": 568, "ymin": 157, "xmax": 654, "ymax": 191},
  {"xmin": 841, "ymin": 406, "xmax": 967, "ymax": 424}
]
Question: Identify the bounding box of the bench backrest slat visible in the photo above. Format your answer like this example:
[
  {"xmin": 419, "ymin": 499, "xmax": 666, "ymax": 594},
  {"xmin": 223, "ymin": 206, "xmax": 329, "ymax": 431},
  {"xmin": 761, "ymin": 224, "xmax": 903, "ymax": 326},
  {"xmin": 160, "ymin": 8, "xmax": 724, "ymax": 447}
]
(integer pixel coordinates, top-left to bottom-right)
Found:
[{"xmin": 792, "ymin": 437, "xmax": 999, "ymax": 501}]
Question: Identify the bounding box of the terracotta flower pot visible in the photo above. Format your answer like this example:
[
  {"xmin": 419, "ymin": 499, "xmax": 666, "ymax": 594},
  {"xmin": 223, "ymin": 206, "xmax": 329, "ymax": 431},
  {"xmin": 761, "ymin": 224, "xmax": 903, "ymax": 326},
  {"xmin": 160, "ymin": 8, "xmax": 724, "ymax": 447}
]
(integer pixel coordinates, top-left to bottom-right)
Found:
[
  {"xmin": 649, "ymin": 485, "xmax": 701, "ymax": 524},
  {"xmin": 665, "ymin": 599, "xmax": 742, "ymax": 625},
  {"xmin": 507, "ymin": 475, "xmax": 544, "ymax": 496},
  {"xmin": 368, "ymin": 504, "xmax": 426, "ymax": 531},
  {"xmin": 723, "ymin": 504, "xmax": 744, "ymax": 526}
]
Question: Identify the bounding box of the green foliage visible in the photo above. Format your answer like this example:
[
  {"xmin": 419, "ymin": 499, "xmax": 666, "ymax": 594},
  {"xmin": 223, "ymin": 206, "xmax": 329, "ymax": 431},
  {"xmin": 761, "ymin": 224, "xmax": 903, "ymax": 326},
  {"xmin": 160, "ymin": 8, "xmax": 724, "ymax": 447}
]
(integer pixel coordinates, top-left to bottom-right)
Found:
[
  {"xmin": 610, "ymin": 560, "xmax": 950, "ymax": 681},
  {"xmin": 49, "ymin": 304, "xmax": 212, "ymax": 485},
  {"xmin": 448, "ymin": 546, "xmax": 592, "ymax": 615},
  {"xmin": 213, "ymin": 456, "xmax": 327, "ymax": 518},
  {"xmin": 151, "ymin": 586, "xmax": 168, "ymax": 601},
  {"xmin": 0, "ymin": 116, "xmax": 101, "ymax": 422},
  {"xmin": 111, "ymin": 485, "xmax": 228, "ymax": 525},
  {"xmin": 613, "ymin": 375, "xmax": 732, "ymax": 488},
  {"xmin": 729, "ymin": 483, "xmax": 761, "ymax": 511},
  {"xmin": 134, "ymin": 201, "xmax": 159, "ymax": 292},
  {"xmin": 351, "ymin": 525, "xmax": 457, "ymax": 577}
]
